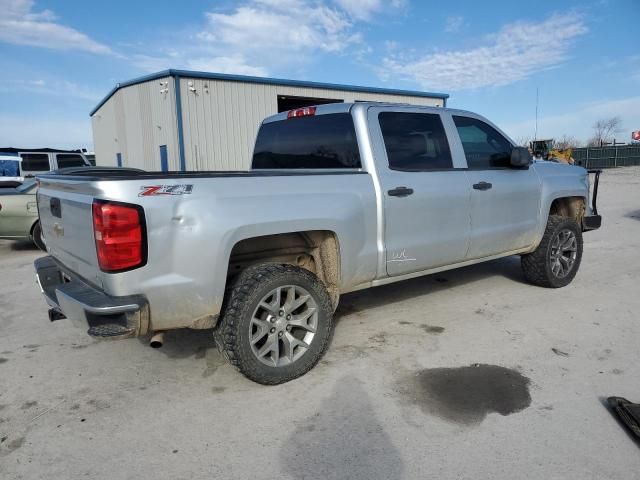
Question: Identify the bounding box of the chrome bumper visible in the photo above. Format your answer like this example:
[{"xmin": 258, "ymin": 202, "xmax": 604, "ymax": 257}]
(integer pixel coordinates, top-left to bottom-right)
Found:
[{"xmin": 34, "ymin": 256, "xmax": 149, "ymax": 339}]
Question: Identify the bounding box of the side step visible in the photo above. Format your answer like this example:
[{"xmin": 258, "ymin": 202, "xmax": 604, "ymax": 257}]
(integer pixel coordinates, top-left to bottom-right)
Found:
[{"xmin": 88, "ymin": 323, "xmax": 136, "ymax": 338}]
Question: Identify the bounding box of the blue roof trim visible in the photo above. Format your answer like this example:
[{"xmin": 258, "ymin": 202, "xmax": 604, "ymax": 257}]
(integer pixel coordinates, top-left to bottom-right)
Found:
[{"xmin": 89, "ymin": 69, "xmax": 449, "ymax": 116}]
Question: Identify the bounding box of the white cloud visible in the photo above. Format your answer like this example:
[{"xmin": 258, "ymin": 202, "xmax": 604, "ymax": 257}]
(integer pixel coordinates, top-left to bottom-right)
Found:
[
  {"xmin": 201, "ymin": 2, "xmax": 355, "ymax": 56},
  {"xmin": 382, "ymin": 12, "xmax": 587, "ymax": 91},
  {"xmin": 503, "ymin": 96, "xmax": 640, "ymax": 143},
  {"xmin": 134, "ymin": 0, "xmax": 401, "ymax": 76},
  {"xmin": 0, "ymin": 0, "xmax": 112, "ymax": 54},
  {"xmin": 444, "ymin": 15, "xmax": 464, "ymax": 33}
]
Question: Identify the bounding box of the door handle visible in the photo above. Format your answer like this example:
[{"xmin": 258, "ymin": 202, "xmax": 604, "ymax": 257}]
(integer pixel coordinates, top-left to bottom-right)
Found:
[
  {"xmin": 473, "ymin": 181, "xmax": 492, "ymax": 191},
  {"xmin": 388, "ymin": 186, "xmax": 414, "ymax": 197}
]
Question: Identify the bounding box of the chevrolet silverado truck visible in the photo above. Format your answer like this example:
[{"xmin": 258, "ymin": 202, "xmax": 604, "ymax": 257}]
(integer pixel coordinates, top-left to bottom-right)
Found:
[{"xmin": 34, "ymin": 102, "xmax": 601, "ymax": 384}]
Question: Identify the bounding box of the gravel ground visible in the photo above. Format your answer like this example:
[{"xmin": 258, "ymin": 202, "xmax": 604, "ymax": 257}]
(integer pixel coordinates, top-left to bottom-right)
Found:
[{"xmin": 1, "ymin": 167, "xmax": 639, "ymax": 479}]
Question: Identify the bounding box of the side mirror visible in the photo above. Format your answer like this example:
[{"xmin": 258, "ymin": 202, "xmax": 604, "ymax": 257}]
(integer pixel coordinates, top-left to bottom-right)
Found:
[{"xmin": 510, "ymin": 146, "xmax": 532, "ymax": 168}]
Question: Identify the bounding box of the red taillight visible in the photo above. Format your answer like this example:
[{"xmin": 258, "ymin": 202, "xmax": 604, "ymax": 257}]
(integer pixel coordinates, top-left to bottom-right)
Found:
[
  {"xmin": 92, "ymin": 200, "xmax": 145, "ymax": 272},
  {"xmin": 287, "ymin": 106, "xmax": 316, "ymax": 119}
]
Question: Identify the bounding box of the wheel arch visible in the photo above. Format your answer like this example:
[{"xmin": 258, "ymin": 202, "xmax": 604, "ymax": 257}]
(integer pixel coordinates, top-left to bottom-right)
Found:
[
  {"xmin": 29, "ymin": 219, "xmax": 40, "ymax": 236},
  {"xmin": 227, "ymin": 230, "xmax": 342, "ymax": 309},
  {"xmin": 548, "ymin": 196, "xmax": 586, "ymax": 224}
]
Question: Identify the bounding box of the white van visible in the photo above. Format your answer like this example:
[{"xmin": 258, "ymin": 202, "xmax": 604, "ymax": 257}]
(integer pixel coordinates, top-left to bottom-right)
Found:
[{"xmin": 16, "ymin": 150, "xmax": 91, "ymax": 178}]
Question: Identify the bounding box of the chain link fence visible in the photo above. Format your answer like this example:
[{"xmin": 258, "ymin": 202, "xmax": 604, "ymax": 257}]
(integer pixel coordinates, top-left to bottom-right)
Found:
[{"xmin": 573, "ymin": 145, "xmax": 640, "ymax": 169}]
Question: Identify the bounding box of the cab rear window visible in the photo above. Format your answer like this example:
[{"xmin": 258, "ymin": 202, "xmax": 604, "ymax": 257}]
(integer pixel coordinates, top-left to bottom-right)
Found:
[{"xmin": 252, "ymin": 113, "xmax": 361, "ymax": 169}]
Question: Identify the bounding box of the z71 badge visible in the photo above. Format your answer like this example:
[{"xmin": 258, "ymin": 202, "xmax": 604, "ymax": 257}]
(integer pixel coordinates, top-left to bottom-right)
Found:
[{"xmin": 139, "ymin": 185, "xmax": 194, "ymax": 197}]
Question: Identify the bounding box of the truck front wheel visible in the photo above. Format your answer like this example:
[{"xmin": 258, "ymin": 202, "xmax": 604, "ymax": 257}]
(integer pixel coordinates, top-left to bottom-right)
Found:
[
  {"xmin": 214, "ymin": 263, "xmax": 334, "ymax": 385},
  {"xmin": 521, "ymin": 214, "xmax": 583, "ymax": 288}
]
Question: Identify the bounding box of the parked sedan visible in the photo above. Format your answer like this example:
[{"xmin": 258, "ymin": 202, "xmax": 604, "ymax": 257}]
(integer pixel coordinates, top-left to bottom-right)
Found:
[{"xmin": 0, "ymin": 180, "xmax": 45, "ymax": 250}]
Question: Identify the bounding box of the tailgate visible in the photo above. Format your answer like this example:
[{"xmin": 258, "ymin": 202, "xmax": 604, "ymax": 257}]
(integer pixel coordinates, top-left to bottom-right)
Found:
[{"xmin": 37, "ymin": 180, "xmax": 102, "ymax": 285}]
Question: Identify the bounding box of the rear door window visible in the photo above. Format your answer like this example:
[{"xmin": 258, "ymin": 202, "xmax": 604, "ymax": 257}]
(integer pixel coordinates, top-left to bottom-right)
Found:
[
  {"xmin": 252, "ymin": 113, "xmax": 361, "ymax": 169},
  {"xmin": 453, "ymin": 116, "xmax": 512, "ymax": 169},
  {"xmin": 55, "ymin": 154, "xmax": 86, "ymax": 168},
  {"xmin": 378, "ymin": 112, "xmax": 453, "ymax": 171},
  {"xmin": 20, "ymin": 153, "xmax": 50, "ymax": 172}
]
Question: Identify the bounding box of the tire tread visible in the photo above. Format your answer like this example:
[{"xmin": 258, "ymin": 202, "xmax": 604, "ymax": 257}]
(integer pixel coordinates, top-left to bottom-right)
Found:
[{"xmin": 214, "ymin": 263, "xmax": 333, "ymax": 385}]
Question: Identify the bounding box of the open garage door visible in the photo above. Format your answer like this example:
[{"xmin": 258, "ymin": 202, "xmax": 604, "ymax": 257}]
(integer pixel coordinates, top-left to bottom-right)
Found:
[{"xmin": 277, "ymin": 95, "xmax": 343, "ymax": 113}]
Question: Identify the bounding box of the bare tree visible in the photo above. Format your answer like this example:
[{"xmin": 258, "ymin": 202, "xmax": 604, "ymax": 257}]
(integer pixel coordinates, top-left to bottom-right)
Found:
[
  {"xmin": 514, "ymin": 135, "xmax": 531, "ymax": 147},
  {"xmin": 589, "ymin": 116, "xmax": 622, "ymax": 146},
  {"xmin": 553, "ymin": 135, "xmax": 582, "ymax": 150}
]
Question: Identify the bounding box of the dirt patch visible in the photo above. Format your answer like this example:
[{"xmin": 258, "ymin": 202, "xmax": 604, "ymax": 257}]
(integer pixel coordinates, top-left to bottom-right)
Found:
[
  {"xmin": 419, "ymin": 324, "xmax": 444, "ymax": 335},
  {"xmin": 0, "ymin": 358, "xmax": 8, "ymax": 364},
  {"xmin": 398, "ymin": 321, "xmax": 444, "ymax": 334},
  {"xmin": 3, "ymin": 436, "xmax": 25, "ymax": 454},
  {"xmin": 368, "ymin": 332, "xmax": 388, "ymax": 344},
  {"xmin": 20, "ymin": 401, "xmax": 38, "ymax": 410},
  {"xmin": 403, "ymin": 364, "xmax": 531, "ymax": 425},
  {"xmin": 552, "ymin": 348, "xmax": 569, "ymax": 357}
]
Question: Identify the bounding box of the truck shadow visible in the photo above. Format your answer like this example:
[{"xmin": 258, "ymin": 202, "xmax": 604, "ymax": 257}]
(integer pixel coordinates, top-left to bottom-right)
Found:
[
  {"xmin": 280, "ymin": 375, "xmax": 404, "ymax": 479},
  {"xmin": 10, "ymin": 240, "xmax": 39, "ymax": 251},
  {"xmin": 336, "ymin": 255, "xmax": 527, "ymax": 319},
  {"xmin": 141, "ymin": 328, "xmax": 216, "ymax": 360}
]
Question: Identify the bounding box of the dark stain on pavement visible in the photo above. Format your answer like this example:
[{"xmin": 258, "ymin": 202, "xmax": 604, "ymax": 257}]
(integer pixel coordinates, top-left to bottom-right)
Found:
[
  {"xmin": 419, "ymin": 324, "xmax": 444, "ymax": 334},
  {"xmin": 405, "ymin": 364, "xmax": 531, "ymax": 425},
  {"xmin": 0, "ymin": 358, "xmax": 8, "ymax": 364},
  {"xmin": 20, "ymin": 401, "xmax": 38, "ymax": 410},
  {"xmin": 398, "ymin": 321, "xmax": 444, "ymax": 334}
]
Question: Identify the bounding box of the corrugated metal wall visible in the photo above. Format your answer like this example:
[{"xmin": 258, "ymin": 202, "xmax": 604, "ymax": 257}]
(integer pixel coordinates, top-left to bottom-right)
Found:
[
  {"xmin": 179, "ymin": 77, "xmax": 444, "ymax": 171},
  {"xmin": 91, "ymin": 76, "xmax": 180, "ymax": 170},
  {"xmin": 92, "ymin": 75, "xmax": 444, "ymax": 171}
]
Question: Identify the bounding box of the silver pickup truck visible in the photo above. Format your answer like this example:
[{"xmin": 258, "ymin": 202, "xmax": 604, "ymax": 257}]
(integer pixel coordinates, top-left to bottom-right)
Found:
[{"xmin": 34, "ymin": 102, "xmax": 601, "ymax": 384}]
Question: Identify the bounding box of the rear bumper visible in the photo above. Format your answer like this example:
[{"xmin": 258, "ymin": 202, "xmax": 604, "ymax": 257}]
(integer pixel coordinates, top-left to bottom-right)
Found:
[{"xmin": 34, "ymin": 256, "xmax": 149, "ymax": 339}]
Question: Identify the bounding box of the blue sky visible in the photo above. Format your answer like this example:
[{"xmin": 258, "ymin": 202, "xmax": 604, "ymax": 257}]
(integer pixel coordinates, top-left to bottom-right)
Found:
[{"xmin": 1, "ymin": 0, "xmax": 638, "ymax": 149}]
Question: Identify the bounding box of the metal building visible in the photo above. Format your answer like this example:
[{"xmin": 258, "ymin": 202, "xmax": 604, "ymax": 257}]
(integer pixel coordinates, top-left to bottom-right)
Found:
[{"xmin": 90, "ymin": 69, "xmax": 449, "ymax": 171}]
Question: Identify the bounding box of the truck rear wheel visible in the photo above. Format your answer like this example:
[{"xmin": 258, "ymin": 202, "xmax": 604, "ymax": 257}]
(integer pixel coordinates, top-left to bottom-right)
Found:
[
  {"xmin": 521, "ymin": 214, "xmax": 583, "ymax": 288},
  {"xmin": 214, "ymin": 263, "xmax": 334, "ymax": 385},
  {"xmin": 32, "ymin": 221, "xmax": 46, "ymax": 251}
]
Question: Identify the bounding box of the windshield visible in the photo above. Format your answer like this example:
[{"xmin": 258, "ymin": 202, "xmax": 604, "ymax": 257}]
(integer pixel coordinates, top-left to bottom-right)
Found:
[{"xmin": 0, "ymin": 159, "xmax": 21, "ymax": 177}]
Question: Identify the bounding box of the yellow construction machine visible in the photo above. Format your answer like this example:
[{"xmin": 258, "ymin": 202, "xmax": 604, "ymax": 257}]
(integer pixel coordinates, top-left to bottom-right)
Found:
[{"xmin": 529, "ymin": 139, "xmax": 574, "ymax": 164}]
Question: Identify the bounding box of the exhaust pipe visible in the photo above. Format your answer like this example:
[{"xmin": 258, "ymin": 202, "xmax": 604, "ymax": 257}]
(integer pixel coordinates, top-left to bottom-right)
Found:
[
  {"xmin": 149, "ymin": 331, "xmax": 165, "ymax": 348},
  {"xmin": 48, "ymin": 308, "xmax": 66, "ymax": 322}
]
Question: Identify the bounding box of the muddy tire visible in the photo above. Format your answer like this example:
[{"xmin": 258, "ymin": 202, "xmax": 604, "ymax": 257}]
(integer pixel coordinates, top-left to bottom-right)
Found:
[
  {"xmin": 32, "ymin": 222, "xmax": 46, "ymax": 251},
  {"xmin": 521, "ymin": 214, "xmax": 583, "ymax": 288},
  {"xmin": 214, "ymin": 263, "xmax": 334, "ymax": 385}
]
